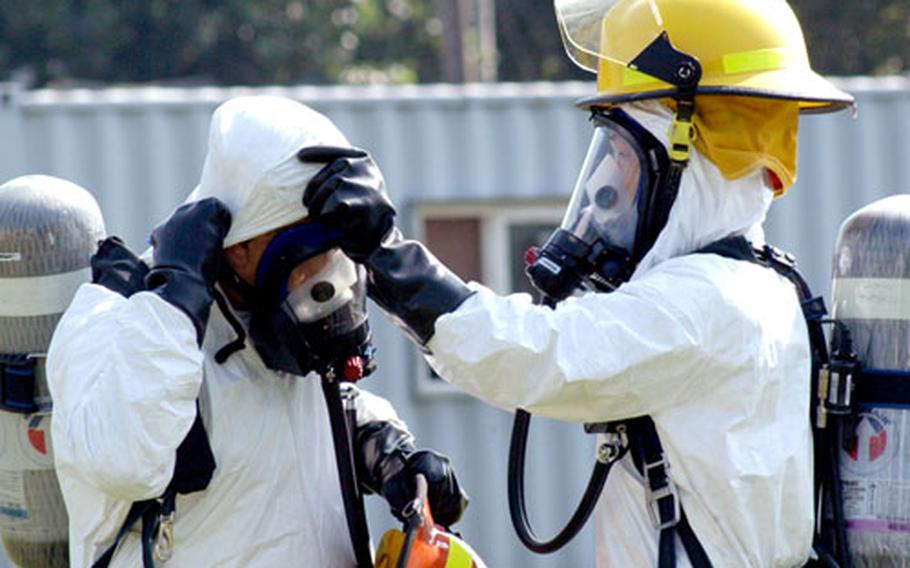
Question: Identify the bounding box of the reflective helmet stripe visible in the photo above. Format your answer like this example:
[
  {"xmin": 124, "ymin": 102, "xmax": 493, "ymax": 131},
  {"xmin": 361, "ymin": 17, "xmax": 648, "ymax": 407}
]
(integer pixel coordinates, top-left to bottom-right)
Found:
[{"xmin": 722, "ymin": 48, "xmax": 788, "ymax": 75}]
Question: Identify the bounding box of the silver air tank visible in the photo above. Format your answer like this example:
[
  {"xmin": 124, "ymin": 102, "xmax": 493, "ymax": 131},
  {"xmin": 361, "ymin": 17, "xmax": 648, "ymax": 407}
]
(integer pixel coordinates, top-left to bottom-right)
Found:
[
  {"xmin": 831, "ymin": 194, "xmax": 910, "ymax": 566},
  {"xmin": 0, "ymin": 176, "xmax": 105, "ymax": 568}
]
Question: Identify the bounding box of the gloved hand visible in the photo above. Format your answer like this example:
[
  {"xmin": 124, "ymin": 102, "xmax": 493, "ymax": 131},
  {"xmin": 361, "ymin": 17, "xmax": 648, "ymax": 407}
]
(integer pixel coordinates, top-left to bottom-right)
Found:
[
  {"xmin": 298, "ymin": 146, "xmax": 395, "ymax": 263},
  {"xmin": 356, "ymin": 421, "xmax": 469, "ymax": 528},
  {"xmin": 91, "ymin": 236, "xmax": 149, "ymax": 298},
  {"xmin": 299, "ymin": 146, "xmax": 473, "ymax": 345},
  {"xmin": 384, "ymin": 450, "xmax": 469, "ymax": 528},
  {"xmin": 146, "ymin": 198, "xmax": 232, "ymax": 345}
]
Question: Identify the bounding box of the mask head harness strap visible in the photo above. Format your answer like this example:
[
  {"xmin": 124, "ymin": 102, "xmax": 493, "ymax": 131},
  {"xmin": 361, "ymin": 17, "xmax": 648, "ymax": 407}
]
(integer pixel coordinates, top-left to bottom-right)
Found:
[{"xmin": 254, "ymin": 221, "xmax": 342, "ymax": 308}]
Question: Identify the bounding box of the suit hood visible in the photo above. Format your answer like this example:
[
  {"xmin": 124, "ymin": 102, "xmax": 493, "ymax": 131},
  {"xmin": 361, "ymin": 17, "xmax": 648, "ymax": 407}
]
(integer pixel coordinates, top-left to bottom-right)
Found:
[
  {"xmin": 622, "ymin": 100, "xmax": 774, "ymax": 278},
  {"xmin": 186, "ymin": 95, "xmax": 350, "ymax": 247}
]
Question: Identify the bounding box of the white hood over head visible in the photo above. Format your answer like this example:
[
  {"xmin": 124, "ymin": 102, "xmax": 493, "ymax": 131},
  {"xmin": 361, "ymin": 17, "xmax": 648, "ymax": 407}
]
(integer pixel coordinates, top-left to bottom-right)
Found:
[
  {"xmin": 188, "ymin": 95, "xmax": 350, "ymax": 247},
  {"xmin": 622, "ymin": 100, "xmax": 775, "ymax": 277}
]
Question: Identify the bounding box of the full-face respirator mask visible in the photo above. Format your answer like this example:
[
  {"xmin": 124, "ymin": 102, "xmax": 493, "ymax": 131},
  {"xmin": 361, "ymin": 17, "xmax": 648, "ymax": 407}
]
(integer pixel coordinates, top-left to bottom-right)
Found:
[
  {"xmin": 526, "ymin": 108, "xmax": 675, "ymax": 301},
  {"xmin": 246, "ymin": 221, "xmax": 374, "ymax": 379}
]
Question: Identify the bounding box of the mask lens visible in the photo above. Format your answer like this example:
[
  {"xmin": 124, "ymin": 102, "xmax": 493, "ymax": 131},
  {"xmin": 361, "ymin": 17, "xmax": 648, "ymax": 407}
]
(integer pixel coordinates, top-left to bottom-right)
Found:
[
  {"xmin": 255, "ymin": 220, "xmax": 343, "ymax": 304},
  {"xmin": 284, "ymin": 249, "xmax": 359, "ymax": 323},
  {"xmin": 282, "ymin": 250, "xmax": 370, "ymax": 362},
  {"xmin": 561, "ymin": 118, "xmax": 647, "ymax": 252}
]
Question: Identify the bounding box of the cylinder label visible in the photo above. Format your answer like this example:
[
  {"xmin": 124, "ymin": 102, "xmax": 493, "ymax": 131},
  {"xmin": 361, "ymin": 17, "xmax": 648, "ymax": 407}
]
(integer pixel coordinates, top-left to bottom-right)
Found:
[
  {"xmin": 833, "ymin": 277, "xmax": 910, "ymax": 321},
  {"xmin": 842, "ymin": 407, "xmax": 910, "ymax": 534},
  {"xmin": 0, "ymin": 470, "xmax": 27, "ymax": 520}
]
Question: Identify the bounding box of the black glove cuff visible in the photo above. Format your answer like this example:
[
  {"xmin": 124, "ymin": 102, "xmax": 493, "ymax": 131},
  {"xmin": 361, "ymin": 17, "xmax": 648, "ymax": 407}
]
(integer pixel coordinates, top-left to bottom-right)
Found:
[
  {"xmin": 355, "ymin": 420, "xmax": 416, "ymax": 494},
  {"xmin": 146, "ymin": 269, "xmax": 213, "ymax": 346},
  {"xmin": 365, "ymin": 230, "xmax": 475, "ymax": 345},
  {"xmin": 91, "ymin": 236, "xmax": 150, "ymax": 298}
]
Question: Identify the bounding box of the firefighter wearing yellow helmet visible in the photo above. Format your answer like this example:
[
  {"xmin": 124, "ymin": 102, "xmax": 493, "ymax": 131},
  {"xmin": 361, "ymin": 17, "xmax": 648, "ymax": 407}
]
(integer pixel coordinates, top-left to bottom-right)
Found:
[{"xmin": 300, "ymin": 1, "xmax": 856, "ymax": 566}]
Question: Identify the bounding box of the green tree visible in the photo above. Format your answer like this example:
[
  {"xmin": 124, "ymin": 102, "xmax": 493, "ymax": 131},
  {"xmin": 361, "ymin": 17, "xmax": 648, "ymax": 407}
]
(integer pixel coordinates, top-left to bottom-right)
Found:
[
  {"xmin": 0, "ymin": 0, "xmax": 443, "ymax": 87},
  {"xmin": 791, "ymin": 0, "xmax": 910, "ymax": 75},
  {"xmin": 491, "ymin": 0, "xmax": 910, "ymax": 81},
  {"xmin": 495, "ymin": 0, "xmax": 587, "ymax": 82},
  {"xmin": 2, "ymin": 1, "xmax": 910, "ymax": 87}
]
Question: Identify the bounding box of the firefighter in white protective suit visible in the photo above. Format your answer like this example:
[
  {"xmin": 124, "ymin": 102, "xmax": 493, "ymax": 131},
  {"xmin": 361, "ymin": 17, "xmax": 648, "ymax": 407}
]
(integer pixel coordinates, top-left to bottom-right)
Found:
[
  {"xmin": 46, "ymin": 96, "xmax": 468, "ymax": 567},
  {"xmin": 300, "ymin": 1, "xmax": 856, "ymax": 566}
]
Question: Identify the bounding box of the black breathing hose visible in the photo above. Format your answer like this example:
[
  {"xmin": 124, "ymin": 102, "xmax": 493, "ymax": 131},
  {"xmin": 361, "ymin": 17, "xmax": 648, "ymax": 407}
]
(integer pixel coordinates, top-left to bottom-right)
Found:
[
  {"xmin": 321, "ymin": 372, "xmax": 374, "ymax": 568},
  {"xmin": 508, "ymin": 408, "xmax": 617, "ymax": 554}
]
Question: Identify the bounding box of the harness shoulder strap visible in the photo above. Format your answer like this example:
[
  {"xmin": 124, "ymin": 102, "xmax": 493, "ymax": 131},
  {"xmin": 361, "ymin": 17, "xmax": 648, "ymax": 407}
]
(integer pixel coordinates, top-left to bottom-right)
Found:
[
  {"xmin": 701, "ymin": 237, "xmax": 831, "ymax": 370},
  {"xmin": 698, "ymin": 237, "xmax": 841, "ymax": 566},
  {"xmin": 618, "ymin": 236, "xmax": 819, "ymax": 568},
  {"xmin": 92, "ymin": 406, "xmax": 215, "ymax": 568},
  {"xmin": 91, "ymin": 490, "xmax": 175, "ymax": 568},
  {"xmin": 625, "ymin": 416, "xmax": 712, "ymax": 568}
]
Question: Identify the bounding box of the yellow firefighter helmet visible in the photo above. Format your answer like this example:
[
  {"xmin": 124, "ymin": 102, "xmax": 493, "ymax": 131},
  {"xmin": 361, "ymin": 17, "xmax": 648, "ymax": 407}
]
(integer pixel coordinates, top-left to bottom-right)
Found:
[{"xmin": 555, "ymin": 0, "xmax": 854, "ymax": 113}]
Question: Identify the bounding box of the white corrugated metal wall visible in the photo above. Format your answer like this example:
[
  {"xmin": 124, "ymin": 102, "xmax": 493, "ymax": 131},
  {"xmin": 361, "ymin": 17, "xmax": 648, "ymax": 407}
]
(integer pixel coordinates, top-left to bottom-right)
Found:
[{"xmin": 0, "ymin": 78, "xmax": 907, "ymax": 567}]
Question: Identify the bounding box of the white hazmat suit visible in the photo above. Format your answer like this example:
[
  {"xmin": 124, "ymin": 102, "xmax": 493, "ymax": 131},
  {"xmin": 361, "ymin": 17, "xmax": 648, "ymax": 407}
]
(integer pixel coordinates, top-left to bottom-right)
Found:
[
  {"xmin": 47, "ymin": 97, "xmax": 405, "ymax": 567},
  {"xmin": 426, "ymin": 101, "xmax": 812, "ymax": 567}
]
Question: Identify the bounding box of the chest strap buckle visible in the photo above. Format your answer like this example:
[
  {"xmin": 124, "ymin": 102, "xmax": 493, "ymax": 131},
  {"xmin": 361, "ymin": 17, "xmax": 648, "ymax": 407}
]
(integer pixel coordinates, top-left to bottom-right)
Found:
[
  {"xmin": 643, "ymin": 456, "xmax": 680, "ymax": 530},
  {"xmin": 153, "ymin": 507, "xmax": 175, "ymax": 562}
]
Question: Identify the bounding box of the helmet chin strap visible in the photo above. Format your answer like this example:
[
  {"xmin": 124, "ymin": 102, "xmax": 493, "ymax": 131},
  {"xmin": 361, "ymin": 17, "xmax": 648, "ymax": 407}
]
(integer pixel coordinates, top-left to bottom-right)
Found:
[
  {"xmin": 627, "ymin": 30, "xmax": 701, "ymax": 167},
  {"xmin": 626, "ymin": 31, "xmax": 702, "ymax": 273}
]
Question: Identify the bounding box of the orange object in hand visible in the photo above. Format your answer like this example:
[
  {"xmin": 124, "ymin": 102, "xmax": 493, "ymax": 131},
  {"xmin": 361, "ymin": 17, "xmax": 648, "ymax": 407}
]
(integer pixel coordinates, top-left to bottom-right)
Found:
[{"xmin": 375, "ymin": 496, "xmax": 486, "ymax": 568}]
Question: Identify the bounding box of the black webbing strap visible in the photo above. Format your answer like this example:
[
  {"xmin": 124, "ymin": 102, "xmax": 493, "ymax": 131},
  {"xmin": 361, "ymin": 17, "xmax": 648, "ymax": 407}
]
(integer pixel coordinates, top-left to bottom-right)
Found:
[
  {"xmin": 321, "ymin": 375, "xmax": 373, "ymax": 567},
  {"xmin": 750, "ymin": 243, "xmax": 830, "ymax": 367},
  {"xmin": 699, "ymin": 236, "xmax": 844, "ymax": 565},
  {"xmin": 697, "ymin": 237, "xmax": 819, "ymax": 308},
  {"xmin": 0, "ymin": 354, "xmax": 40, "ymax": 414},
  {"xmin": 92, "ymin": 500, "xmax": 154, "ymax": 568},
  {"xmin": 700, "ymin": 237, "xmax": 831, "ymax": 383},
  {"xmin": 852, "ymin": 368, "xmax": 910, "ymax": 408},
  {"xmin": 91, "ymin": 490, "xmax": 175, "ymax": 568},
  {"xmin": 678, "ymin": 512, "xmax": 712, "ymax": 567},
  {"xmin": 92, "ymin": 405, "xmax": 214, "ymax": 568},
  {"xmin": 612, "ymin": 236, "xmax": 846, "ymax": 567},
  {"xmin": 619, "ymin": 236, "xmax": 820, "ymax": 568},
  {"xmin": 627, "ymin": 417, "xmax": 712, "ymax": 568},
  {"xmin": 613, "ymin": 236, "xmax": 771, "ymax": 568}
]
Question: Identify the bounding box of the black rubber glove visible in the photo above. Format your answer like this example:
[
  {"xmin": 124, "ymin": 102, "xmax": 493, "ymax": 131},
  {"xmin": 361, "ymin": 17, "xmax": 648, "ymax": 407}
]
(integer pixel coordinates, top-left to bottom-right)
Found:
[
  {"xmin": 146, "ymin": 198, "xmax": 232, "ymax": 345},
  {"xmin": 91, "ymin": 236, "xmax": 149, "ymax": 297},
  {"xmin": 356, "ymin": 421, "xmax": 469, "ymax": 528},
  {"xmin": 387, "ymin": 450, "xmax": 469, "ymax": 528},
  {"xmin": 299, "ymin": 146, "xmax": 473, "ymax": 345},
  {"xmin": 298, "ymin": 146, "xmax": 395, "ymax": 263}
]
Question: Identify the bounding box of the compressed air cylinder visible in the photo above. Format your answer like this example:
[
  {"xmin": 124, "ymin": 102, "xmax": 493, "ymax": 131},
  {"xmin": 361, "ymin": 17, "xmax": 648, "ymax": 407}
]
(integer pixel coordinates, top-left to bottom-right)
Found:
[
  {"xmin": 0, "ymin": 176, "xmax": 105, "ymax": 568},
  {"xmin": 831, "ymin": 194, "xmax": 910, "ymax": 566}
]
